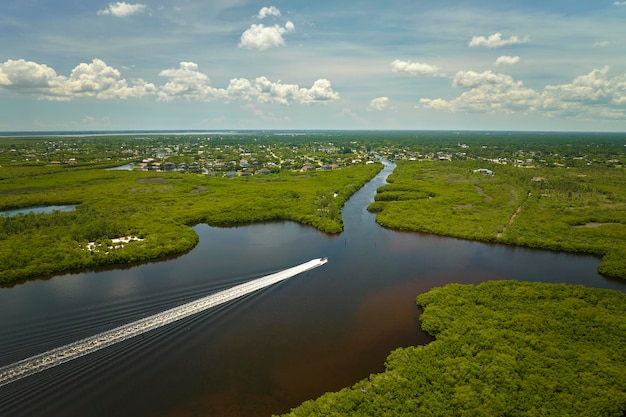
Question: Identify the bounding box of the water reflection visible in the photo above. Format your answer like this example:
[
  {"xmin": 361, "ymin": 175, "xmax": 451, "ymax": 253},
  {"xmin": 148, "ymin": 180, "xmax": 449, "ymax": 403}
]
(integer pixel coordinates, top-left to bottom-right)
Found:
[{"xmin": 0, "ymin": 205, "xmax": 77, "ymax": 217}]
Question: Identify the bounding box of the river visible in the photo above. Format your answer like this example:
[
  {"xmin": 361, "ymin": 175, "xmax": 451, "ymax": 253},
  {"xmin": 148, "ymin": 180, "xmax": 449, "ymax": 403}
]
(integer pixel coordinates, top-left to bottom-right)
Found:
[{"xmin": 0, "ymin": 159, "xmax": 624, "ymax": 417}]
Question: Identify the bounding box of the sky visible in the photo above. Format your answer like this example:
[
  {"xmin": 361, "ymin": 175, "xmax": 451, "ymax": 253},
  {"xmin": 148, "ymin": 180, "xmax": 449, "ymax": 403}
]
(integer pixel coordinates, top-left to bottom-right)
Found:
[{"xmin": 1, "ymin": 0, "xmax": 626, "ymax": 132}]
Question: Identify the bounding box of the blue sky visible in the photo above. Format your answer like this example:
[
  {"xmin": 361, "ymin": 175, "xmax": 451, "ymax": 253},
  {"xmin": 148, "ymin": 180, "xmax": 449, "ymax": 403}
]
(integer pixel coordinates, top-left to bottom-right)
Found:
[{"xmin": 1, "ymin": 0, "xmax": 626, "ymax": 131}]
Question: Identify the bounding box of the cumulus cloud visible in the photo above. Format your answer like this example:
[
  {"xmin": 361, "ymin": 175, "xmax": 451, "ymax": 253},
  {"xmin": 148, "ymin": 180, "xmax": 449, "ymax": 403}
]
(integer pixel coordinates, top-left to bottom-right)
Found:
[
  {"xmin": 542, "ymin": 66, "xmax": 621, "ymax": 106},
  {"xmin": 495, "ymin": 55, "xmax": 520, "ymax": 65},
  {"xmin": 239, "ymin": 7, "xmax": 295, "ymax": 51},
  {"xmin": 0, "ymin": 59, "xmax": 339, "ymax": 105},
  {"xmin": 469, "ymin": 33, "xmax": 528, "ymax": 48},
  {"xmin": 452, "ymin": 70, "xmax": 520, "ymax": 88},
  {"xmin": 421, "ymin": 70, "xmax": 538, "ymax": 113},
  {"xmin": 419, "ymin": 98, "xmax": 450, "ymax": 111},
  {"xmin": 231, "ymin": 77, "xmax": 339, "ymax": 104},
  {"xmin": 368, "ymin": 97, "xmax": 389, "ymax": 111},
  {"xmin": 419, "ymin": 66, "xmax": 626, "ymax": 119},
  {"xmin": 258, "ymin": 6, "xmax": 281, "ymax": 19},
  {"xmin": 157, "ymin": 62, "xmax": 219, "ymax": 101},
  {"xmin": 157, "ymin": 62, "xmax": 339, "ymax": 104},
  {"xmin": 0, "ymin": 58, "xmax": 156, "ymax": 100},
  {"xmin": 391, "ymin": 59, "xmax": 440, "ymax": 76},
  {"xmin": 97, "ymin": 2, "xmax": 146, "ymax": 17},
  {"xmin": 0, "ymin": 59, "xmax": 64, "ymax": 90},
  {"xmin": 538, "ymin": 66, "xmax": 626, "ymax": 118},
  {"xmin": 239, "ymin": 22, "xmax": 295, "ymax": 51},
  {"xmin": 305, "ymin": 79, "xmax": 340, "ymax": 103}
]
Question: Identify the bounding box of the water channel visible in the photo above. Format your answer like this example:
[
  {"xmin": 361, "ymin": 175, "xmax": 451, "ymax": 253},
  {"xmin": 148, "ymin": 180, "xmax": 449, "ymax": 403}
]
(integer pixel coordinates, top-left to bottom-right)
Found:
[
  {"xmin": 0, "ymin": 159, "xmax": 624, "ymax": 417},
  {"xmin": 0, "ymin": 205, "xmax": 77, "ymax": 217}
]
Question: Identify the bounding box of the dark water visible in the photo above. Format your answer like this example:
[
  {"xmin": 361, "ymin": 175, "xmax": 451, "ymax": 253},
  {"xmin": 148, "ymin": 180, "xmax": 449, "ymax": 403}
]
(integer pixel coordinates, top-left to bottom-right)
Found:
[{"xmin": 0, "ymin": 160, "xmax": 624, "ymax": 417}]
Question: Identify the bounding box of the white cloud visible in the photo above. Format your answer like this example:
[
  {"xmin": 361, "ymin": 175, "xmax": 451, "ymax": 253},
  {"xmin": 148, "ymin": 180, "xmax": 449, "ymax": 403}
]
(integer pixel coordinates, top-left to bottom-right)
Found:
[
  {"xmin": 258, "ymin": 6, "xmax": 281, "ymax": 19},
  {"xmin": 419, "ymin": 66, "xmax": 626, "ymax": 119},
  {"xmin": 541, "ymin": 66, "xmax": 626, "ymax": 111},
  {"xmin": 0, "ymin": 59, "xmax": 338, "ymax": 105},
  {"xmin": 495, "ymin": 55, "xmax": 520, "ymax": 65},
  {"xmin": 157, "ymin": 62, "xmax": 219, "ymax": 101},
  {"xmin": 368, "ymin": 97, "xmax": 389, "ymax": 111},
  {"xmin": 0, "ymin": 59, "xmax": 64, "ymax": 90},
  {"xmin": 66, "ymin": 59, "xmax": 156, "ymax": 99},
  {"xmin": 614, "ymin": 1, "xmax": 626, "ymax": 6},
  {"xmin": 594, "ymin": 41, "xmax": 614, "ymax": 48},
  {"xmin": 158, "ymin": 62, "xmax": 339, "ymax": 104},
  {"xmin": 97, "ymin": 2, "xmax": 146, "ymax": 17},
  {"xmin": 228, "ymin": 77, "xmax": 339, "ymax": 104},
  {"xmin": 239, "ymin": 22, "xmax": 295, "ymax": 51},
  {"xmin": 452, "ymin": 70, "xmax": 521, "ymax": 89},
  {"xmin": 297, "ymin": 79, "xmax": 340, "ymax": 103},
  {"xmin": 469, "ymin": 33, "xmax": 528, "ymax": 48},
  {"xmin": 0, "ymin": 58, "xmax": 155, "ymax": 100},
  {"xmin": 419, "ymin": 98, "xmax": 450, "ymax": 111},
  {"xmin": 422, "ymin": 70, "xmax": 538, "ymax": 113},
  {"xmin": 391, "ymin": 60, "xmax": 440, "ymax": 76}
]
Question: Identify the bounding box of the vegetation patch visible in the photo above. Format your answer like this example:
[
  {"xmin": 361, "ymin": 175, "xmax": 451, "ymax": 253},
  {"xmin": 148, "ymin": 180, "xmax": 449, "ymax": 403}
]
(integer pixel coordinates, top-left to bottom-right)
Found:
[
  {"xmin": 189, "ymin": 186, "xmax": 208, "ymax": 194},
  {"xmin": 137, "ymin": 177, "xmax": 169, "ymax": 184},
  {"xmin": 369, "ymin": 160, "xmax": 626, "ymax": 279},
  {"xmin": 0, "ymin": 158, "xmax": 380, "ymax": 282},
  {"xmin": 279, "ymin": 281, "xmax": 626, "ymax": 417},
  {"xmin": 572, "ymin": 222, "xmax": 622, "ymax": 229}
]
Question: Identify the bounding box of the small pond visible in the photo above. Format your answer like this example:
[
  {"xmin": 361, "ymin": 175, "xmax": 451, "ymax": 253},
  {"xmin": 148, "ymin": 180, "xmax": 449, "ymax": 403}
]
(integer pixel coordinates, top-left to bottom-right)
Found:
[{"xmin": 0, "ymin": 205, "xmax": 77, "ymax": 217}]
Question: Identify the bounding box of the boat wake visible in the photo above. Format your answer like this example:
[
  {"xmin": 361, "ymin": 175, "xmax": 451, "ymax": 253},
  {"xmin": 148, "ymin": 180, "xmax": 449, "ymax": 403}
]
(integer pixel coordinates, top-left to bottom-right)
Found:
[{"xmin": 0, "ymin": 257, "xmax": 327, "ymax": 387}]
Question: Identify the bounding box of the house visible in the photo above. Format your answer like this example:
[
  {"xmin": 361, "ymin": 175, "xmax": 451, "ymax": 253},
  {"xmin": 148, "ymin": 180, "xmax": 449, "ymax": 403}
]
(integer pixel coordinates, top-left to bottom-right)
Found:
[{"xmin": 473, "ymin": 168, "xmax": 494, "ymax": 176}]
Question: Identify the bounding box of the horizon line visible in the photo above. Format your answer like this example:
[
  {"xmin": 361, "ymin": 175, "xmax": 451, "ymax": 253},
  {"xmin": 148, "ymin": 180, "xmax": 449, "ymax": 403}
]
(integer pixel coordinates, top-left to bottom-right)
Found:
[{"xmin": 1, "ymin": 128, "xmax": 625, "ymax": 137}]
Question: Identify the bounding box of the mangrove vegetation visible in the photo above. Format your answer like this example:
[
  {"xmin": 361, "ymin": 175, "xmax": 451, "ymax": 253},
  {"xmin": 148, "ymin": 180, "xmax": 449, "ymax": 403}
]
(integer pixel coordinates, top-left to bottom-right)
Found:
[
  {"xmin": 2, "ymin": 131, "xmax": 626, "ymax": 416},
  {"xmin": 367, "ymin": 131, "xmax": 626, "ymax": 280},
  {"xmin": 1, "ymin": 130, "xmax": 625, "ymax": 282},
  {"xmin": 278, "ymin": 281, "xmax": 626, "ymax": 417},
  {"xmin": 0, "ymin": 132, "xmax": 381, "ymax": 282}
]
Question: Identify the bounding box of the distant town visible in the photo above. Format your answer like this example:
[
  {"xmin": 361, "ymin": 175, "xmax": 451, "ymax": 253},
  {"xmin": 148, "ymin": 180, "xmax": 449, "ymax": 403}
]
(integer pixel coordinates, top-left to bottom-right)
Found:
[{"xmin": 1, "ymin": 131, "xmax": 623, "ymax": 177}]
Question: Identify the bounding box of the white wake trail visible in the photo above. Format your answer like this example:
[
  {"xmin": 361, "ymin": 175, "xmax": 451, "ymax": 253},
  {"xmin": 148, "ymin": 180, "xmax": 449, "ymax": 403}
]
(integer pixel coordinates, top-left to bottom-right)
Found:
[{"xmin": 0, "ymin": 257, "xmax": 327, "ymax": 387}]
